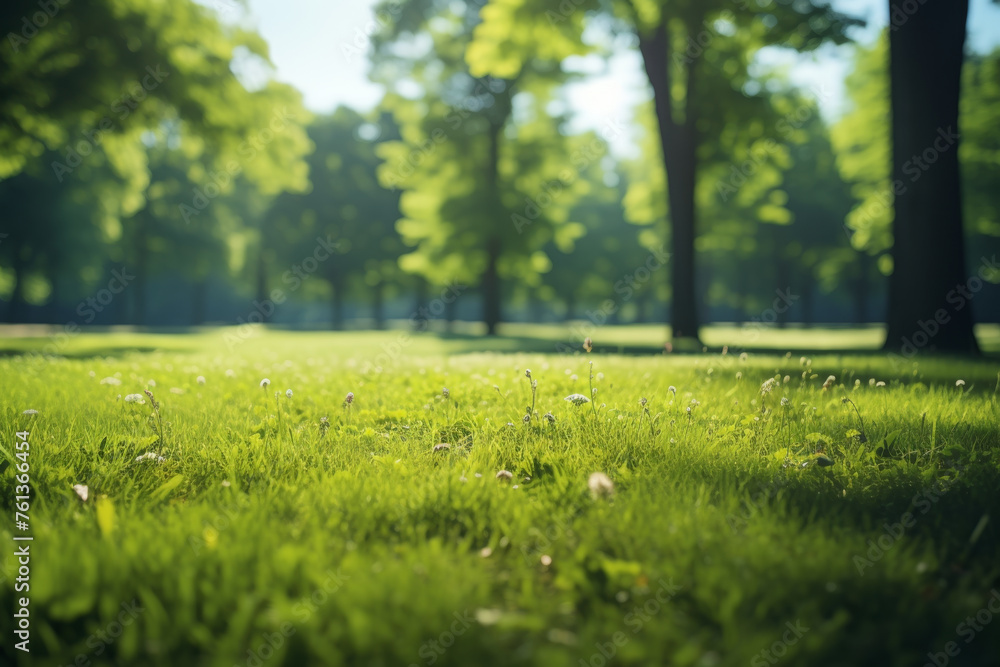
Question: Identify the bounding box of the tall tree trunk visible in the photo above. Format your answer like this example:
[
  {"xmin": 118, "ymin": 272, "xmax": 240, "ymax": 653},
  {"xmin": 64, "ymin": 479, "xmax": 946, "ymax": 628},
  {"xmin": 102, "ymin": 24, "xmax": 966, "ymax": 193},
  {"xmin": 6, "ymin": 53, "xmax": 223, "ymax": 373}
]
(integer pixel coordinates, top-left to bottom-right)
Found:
[
  {"xmin": 7, "ymin": 256, "xmax": 27, "ymax": 323},
  {"xmin": 639, "ymin": 19, "xmax": 700, "ymax": 342},
  {"xmin": 852, "ymin": 254, "xmax": 870, "ymax": 325},
  {"xmin": 132, "ymin": 222, "xmax": 148, "ymax": 326},
  {"xmin": 372, "ymin": 281, "xmax": 385, "ymax": 330},
  {"xmin": 331, "ymin": 275, "xmax": 345, "ymax": 330},
  {"xmin": 192, "ymin": 278, "xmax": 208, "ymax": 325},
  {"xmin": 482, "ymin": 120, "xmax": 504, "ymax": 336},
  {"xmin": 482, "ymin": 236, "xmax": 501, "ymax": 335},
  {"xmin": 884, "ymin": 0, "xmax": 977, "ymax": 353}
]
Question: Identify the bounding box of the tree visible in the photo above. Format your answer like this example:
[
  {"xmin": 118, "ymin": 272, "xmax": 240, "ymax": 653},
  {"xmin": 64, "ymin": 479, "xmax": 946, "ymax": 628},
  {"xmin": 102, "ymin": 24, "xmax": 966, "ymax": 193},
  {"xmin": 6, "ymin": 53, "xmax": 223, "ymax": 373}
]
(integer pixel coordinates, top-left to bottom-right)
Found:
[
  {"xmin": 372, "ymin": 0, "xmax": 585, "ymax": 334},
  {"xmin": 885, "ymin": 0, "xmax": 976, "ymax": 353},
  {"xmin": 468, "ymin": 0, "xmax": 861, "ymax": 341}
]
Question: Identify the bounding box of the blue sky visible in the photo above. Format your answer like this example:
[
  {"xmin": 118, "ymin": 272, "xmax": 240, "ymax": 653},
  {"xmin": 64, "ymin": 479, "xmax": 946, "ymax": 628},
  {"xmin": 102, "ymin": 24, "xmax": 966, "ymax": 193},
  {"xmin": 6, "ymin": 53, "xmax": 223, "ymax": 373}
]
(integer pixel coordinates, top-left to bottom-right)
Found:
[{"xmin": 232, "ymin": 0, "xmax": 1000, "ymax": 154}]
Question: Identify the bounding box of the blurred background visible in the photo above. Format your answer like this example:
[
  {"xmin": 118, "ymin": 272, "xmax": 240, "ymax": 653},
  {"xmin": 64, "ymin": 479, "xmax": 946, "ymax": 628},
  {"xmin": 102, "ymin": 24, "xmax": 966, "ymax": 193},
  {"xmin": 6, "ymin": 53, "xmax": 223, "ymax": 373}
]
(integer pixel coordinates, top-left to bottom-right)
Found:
[{"xmin": 1, "ymin": 0, "xmax": 998, "ymax": 342}]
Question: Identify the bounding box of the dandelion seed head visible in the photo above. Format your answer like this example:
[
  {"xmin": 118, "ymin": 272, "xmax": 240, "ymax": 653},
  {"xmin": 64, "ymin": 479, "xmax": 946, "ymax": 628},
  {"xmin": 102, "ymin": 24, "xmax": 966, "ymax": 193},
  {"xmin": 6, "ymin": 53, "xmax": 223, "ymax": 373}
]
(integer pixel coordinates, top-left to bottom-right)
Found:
[
  {"xmin": 259, "ymin": 378, "xmax": 270, "ymax": 388},
  {"xmin": 564, "ymin": 393, "xmax": 590, "ymax": 405},
  {"xmin": 956, "ymin": 379, "xmax": 966, "ymax": 387},
  {"xmin": 496, "ymin": 470, "xmax": 514, "ymax": 481},
  {"xmin": 286, "ymin": 389, "xmax": 293, "ymax": 398},
  {"xmin": 197, "ymin": 376, "xmax": 206, "ymax": 385},
  {"xmin": 588, "ymin": 472, "xmax": 614, "ymax": 498}
]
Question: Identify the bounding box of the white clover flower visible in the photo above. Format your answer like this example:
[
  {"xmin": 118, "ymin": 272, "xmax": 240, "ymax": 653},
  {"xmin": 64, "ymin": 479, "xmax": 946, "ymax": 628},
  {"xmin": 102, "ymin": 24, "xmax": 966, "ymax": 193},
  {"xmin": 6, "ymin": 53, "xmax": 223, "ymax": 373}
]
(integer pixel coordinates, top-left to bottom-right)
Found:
[
  {"xmin": 869, "ymin": 378, "xmax": 876, "ymax": 386},
  {"xmin": 147, "ymin": 379, "xmax": 156, "ymax": 387},
  {"xmin": 496, "ymin": 470, "xmax": 513, "ymax": 481},
  {"xmin": 564, "ymin": 393, "xmax": 590, "ymax": 405},
  {"xmin": 135, "ymin": 452, "xmax": 165, "ymax": 463},
  {"xmin": 876, "ymin": 381, "xmax": 886, "ymax": 387},
  {"xmin": 591, "ymin": 387, "xmax": 598, "ymax": 397},
  {"xmin": 955, "ymin": 379, "xmax": 966, "ymax": 387},
  {"xmin": 760, "ymin": 378, "xmax": 777, "ymax": 395},
  {"xmin": 668, "ymin": 386, "xmax": 677, "ymax": 396},
  {"xmin": 260, "ymin": 378, "xmax": 270, "ymax": 389},
  {"xmin": 197, "ymin": 376, "xmax": 206, "ymax": 385},
  {"xmin": 822, "ymin": 375, "xmax": 836, "ymax": 390},
  {"xmin": 22, "ymin": 409, "xmax": 39, "ymax": 415},
  {"xmin": 124, "ymin": 393, "xmax": 146, "ymax": 404},
  {"xmin": 570, "ymin": 374, "xmax": 578, "ymax": 381},
  {"xmin": 739, "ymin": 352, "xmax": 748, "ymax": 362},
  {"xmin": 100, "ymin": 377, "xmax": 122, "ymax": 386},
  {"xmin": 735, "ymin": 372, "xmax": 742, "ymax": 380},
  {"xmin": 783, "ymin": 375, "xmax": 790, "ymax": 383},
  {"xmin": 343, "ymin": 391, "xmax": 354, "ymax": 406},
  {"xmin": 690, "ymin": 398, "xmax": 700, "ymax": 406},
  {"xmin": 544, "ymin": 412, "xmax": 556, "ymax": 423},
  {"xmin": 286, "ymin": 389, "xmax": 293, "ymax": 398},
  {"xmin": 588, "ymin": 472, "xmax": 614, "ymax": 498},
  {"xmin": 780, "ymin": 397, "xmax": 789, "ymax": 407}
]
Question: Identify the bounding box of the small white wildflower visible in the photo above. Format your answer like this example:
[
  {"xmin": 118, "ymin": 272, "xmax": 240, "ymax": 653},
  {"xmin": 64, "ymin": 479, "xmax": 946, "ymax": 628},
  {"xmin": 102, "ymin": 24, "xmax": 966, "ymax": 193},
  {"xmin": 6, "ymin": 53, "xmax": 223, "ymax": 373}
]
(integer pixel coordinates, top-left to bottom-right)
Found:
[
  {"xmin": 124, "ymin": 393, "xmax": 145, "ymax": 404},
  {"xmin": 869, "ymin": 378, "xmax": 876, "ymax": 386},
  {"xmin": 739, "ymin": 352, "xmax": 748, "ymax": 362},
  {"xmin": 955, "ymin": 379, "xmax": 966, "ymax": 387},
  {"xmin": 591, "ymin": 387, "xmax": 598, "ymax": 397},
  {"xmin": 822, "ymin": 375, "xmax": 836, "ymax": 390},
  {"xmin": 540, "ymin": 555, "xmax": 552, "ymax": 566},
  {"xmin": 686, "ymin": 406, "xmax": 692, "ymax": 414},
  {"xmin": 286, "ymin": 389, "xmax": 293, "ymax": 398},
  {"xmin": 496, "ymin": 470, "xmax": 514, "ymax": 481},
  {"xmin": 736, "ymin": 372, "xmax": 742, "ymax": 380},
  {"xmin": 147, "ymin": 379, "xmax": 156, "ymax": 387},
  {"xmin": 22, "ymin": 409, "xmax": 39, "ymax": 415},
  {"xmin": 474, "ymin": 473, "xmax": 483, "ymax": 478},
  {"xmin": 197, "ymin": 376, "xmax": 206, "ymax": 385},
  {"xmin": 780, "ymin": 397, "xmax": 789, "ymax": 406},
  {"xmin": 588, "ymin": 472, "xmax": 614, "ymax": 498},
  {"xmin": 433, "ymin": 443, "xmax": 451, "ymax": 452},
  {"xmin": 783, "ymin": 375, "xmax": 790, "ymax": 383},
  {"xmin": 854, "ymin": 379, "xmax": 861, "ymax": 388},
  {"xmin": 760, "ymin": 378, "xmax": 777, "ymax": 395},
  {"xmin": 564, "ymin": 393, "xmax": 590, "ymax": 405},
  {"xmin": 668, "ymin": 386, "xmax": 677, "ymax": 396},
  {"xmin": 544, "ymin": 412, "xmax": 556, "ymax": 423},
  {"xmin": 225, "ymin": 369, "xmax": 236, "ymax": 378},
  {"xmin": 343, "ymin": 391, "xmax": 354, "ymax": 406},
  {"xmin": 570, "ymin": 374, "xmax": 578, "ymax": 382},
  {"xmin": 221, "ymin": 480, "xmax": 231, "ymax": 487},
  {"xmin": 480, "ymin": 547, "xmax": 493, "ymax": 558},
  {"xmin": 876, "ymin": 381, "xmax": 886, "ymax": 387},
  {"xmin": 72, "ymin": 484, "xmax": 89, "ymax": 502},
  {"xmin": 100, "ymin": 377, "xmax": 122, "ymax": 386},
  {"xmin": 260, "ymin": 378, "xmax": 270, "ymax": 389},
  {"xmin": 135, "ymin": 452, "xmax": 165, "ymax": 463},
  {"xmin": 596, "ymin": 372, "xmax": 604, "ymax": 381}
]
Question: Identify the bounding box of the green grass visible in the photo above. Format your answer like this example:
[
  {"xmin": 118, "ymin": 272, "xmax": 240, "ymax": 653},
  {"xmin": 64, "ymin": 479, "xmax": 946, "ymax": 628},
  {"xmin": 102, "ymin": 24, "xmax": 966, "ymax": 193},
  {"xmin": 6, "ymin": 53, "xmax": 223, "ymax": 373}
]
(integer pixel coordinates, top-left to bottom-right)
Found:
[{"xmin": 1, "ymin": 328, "xmax": 999, "ymax": 667}]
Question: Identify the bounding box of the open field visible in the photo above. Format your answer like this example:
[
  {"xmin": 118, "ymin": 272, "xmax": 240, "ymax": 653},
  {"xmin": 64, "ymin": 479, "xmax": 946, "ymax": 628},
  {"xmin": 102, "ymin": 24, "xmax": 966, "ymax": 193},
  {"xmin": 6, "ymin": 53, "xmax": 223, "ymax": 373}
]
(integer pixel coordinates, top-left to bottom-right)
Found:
[{"xmin": 1, "ymin": 328, "xmax": 999, "ymax": 666}]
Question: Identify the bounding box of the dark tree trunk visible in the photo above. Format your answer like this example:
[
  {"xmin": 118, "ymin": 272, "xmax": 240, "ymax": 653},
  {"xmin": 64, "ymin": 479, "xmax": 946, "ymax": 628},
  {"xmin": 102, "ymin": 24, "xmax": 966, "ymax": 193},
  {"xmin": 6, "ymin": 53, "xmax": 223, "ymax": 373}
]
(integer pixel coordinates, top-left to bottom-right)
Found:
[
  {"xmin": 445, "ymin": 297, "xmax": 456, "ymax": 333},
  {"xmin": 132, "ymin": 222, "xmax": 148, "ymax": 326},
  {"xmin": 331, "ymin": 275, "xmax": 345, "ymax": 330},
  {"xmin": 852, "ymin": 254, "xmax": 870, "ymax": 325},
  {"xmin": 482, "ymin": 236, "xmax": 501, "ymax": 335},
  {"xmin": 254, "ymin": 247, "xmax": 268, "ymax": 324},
  {"xmin": 639, "ymin": 19, "xmax": 700, "ymax": 342},
  {"xmin": 482, "ymin": 120, "xmax": 504, "ymax": 336},
  {"xmin": 7, "ymin": 258, "xmax": 27, "ymax": 323},
  {"xmin": 884, "ymin": 0, "xmax": 977, "ymax": 353},
  {"xmin": 372, "ymin": 281, "xmax": 385, "ymax": 330}
]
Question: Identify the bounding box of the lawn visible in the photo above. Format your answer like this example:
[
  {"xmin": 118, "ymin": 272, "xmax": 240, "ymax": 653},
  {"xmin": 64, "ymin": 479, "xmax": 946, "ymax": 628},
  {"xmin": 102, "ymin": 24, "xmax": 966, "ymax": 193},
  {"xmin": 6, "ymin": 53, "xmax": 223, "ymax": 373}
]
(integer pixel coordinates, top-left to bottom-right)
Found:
[{"xmin": 1, "ymin": 327, "xmax": 999, "ymax": 667}]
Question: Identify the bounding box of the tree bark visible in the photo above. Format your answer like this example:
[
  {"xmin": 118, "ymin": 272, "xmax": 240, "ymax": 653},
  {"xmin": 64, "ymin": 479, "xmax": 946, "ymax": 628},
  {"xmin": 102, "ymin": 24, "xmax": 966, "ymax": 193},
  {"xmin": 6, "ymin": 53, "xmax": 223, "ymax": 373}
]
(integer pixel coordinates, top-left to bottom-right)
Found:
[
  {"xmin": 372, "ymin": 281, "xmax": 385, "ymax": 330},
  {"xmin": 331, "ymin": 275, "xmax": 345, "ymax": 330},
  {"xmin": 639, "ymin": 19, "xmax": 700, "ymax": 342},
  {"xmin": 482, "ymin": 119, "xmax": 504, "ymax": 336},
  {"xmin": 884, "ymin": 0, "xmax": 977, "ymax": 353}
]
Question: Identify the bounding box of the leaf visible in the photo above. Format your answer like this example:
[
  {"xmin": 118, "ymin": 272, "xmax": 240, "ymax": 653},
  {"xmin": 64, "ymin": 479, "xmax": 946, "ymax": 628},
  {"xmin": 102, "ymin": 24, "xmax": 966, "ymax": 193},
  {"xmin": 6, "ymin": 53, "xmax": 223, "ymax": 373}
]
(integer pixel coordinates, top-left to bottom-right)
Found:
[
  {"xmin": 96, "ymin": 497, "xmax": 115, "ymax": 537},
  {"xmin": 150, "ymin": 474, "xmax": 184, "ymax": 502}
]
